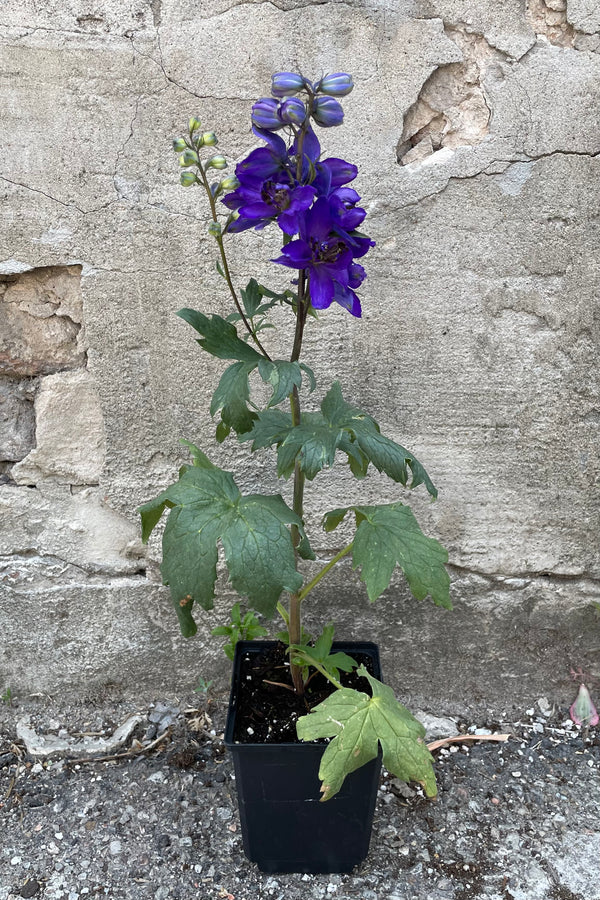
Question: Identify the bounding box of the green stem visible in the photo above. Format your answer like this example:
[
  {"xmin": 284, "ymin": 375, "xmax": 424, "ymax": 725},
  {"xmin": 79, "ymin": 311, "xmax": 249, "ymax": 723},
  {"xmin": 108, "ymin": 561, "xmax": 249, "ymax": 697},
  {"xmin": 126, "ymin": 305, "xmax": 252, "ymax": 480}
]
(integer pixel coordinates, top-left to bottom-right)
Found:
[
  {"xmin": 296, "ymin": 543, "xmax": 354, "ymax": 604},
  {"xmin": 288, "ymin": 270, "xmax": 310, "ymax": 694},
  {"xmin": 292, "ymin": 651, "xmax": 343, "ymax": 690},
  {"xmin": 196, "ymin": 161, "xmax": 271, "ymax": 360}
]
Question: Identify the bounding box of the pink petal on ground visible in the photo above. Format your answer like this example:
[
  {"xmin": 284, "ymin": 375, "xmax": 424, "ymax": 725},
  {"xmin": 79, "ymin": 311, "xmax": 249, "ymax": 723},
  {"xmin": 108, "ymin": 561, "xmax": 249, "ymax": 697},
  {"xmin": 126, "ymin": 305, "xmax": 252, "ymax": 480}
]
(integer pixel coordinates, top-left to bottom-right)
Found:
[{"xmin": 570, "ymin": 683, "xmax": 599, "ymax": 727}]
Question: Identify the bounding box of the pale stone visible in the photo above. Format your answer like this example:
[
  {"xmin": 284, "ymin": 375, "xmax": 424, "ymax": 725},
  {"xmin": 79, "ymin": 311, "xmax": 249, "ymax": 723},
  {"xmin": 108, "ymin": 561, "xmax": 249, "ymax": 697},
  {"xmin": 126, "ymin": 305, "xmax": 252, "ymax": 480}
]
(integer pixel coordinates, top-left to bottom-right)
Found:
[
  {"xmin": 399, "ymin": 26, "xmax": 497, "ymax": 165},
  {"xmin": 12, "ymin": 371, "xmax": 105, "ymax": 485},
  {"xmin": 16, "ymin": 714, "xmax": 142, "ymax": 759},
  {"xmin": 545, "ymin": 0, "xmax": 567, "ymax": 10},
  {"xmin": 0, "ymin": 377, "xmax": 36, "ymax": 461},
  {"xmin": 0, "ymin": 483, "xmax": 144, "ymax": 575},
  {"xmin": 0, "ymin": 266, "xmax": 85, "ymax": 376},
  {"xmin": 411, "ymin": 1, "xmax": 537, "ymax": 57},
  {"xmin": 545, "ymin": 10, "xmax": 567, "ymax": 26},
  {"xmin": 402, "ymin": 135, "xmax": 436, "ymax": 166},
  {"xmin": 441, "ymin": 92, "xmax": 490, "ymax": 148},
  {"xmin": 574, "ymin": 32, "xmax": 600, "ymax": 50},
  {"xmin": 415, "ymin": 712, "xmax": 459, "ymax": 739}
]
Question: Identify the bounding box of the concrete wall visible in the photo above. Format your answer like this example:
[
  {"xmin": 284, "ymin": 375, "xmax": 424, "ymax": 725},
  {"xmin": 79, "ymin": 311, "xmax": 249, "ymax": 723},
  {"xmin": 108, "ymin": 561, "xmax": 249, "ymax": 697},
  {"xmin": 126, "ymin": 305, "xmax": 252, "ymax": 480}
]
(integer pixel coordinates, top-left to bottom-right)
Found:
[{"xmin": 1, "ymin": 0, "xmax": 599, "ymax": 714}]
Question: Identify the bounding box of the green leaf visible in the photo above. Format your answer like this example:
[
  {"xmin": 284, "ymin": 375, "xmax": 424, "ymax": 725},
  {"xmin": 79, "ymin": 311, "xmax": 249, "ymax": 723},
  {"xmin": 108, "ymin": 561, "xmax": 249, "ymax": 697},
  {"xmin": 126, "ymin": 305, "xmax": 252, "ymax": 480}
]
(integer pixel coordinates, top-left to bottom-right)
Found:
[
  {"xmin": 221, "ymin": 493, "xmax": 303, "ymax": 616},
  {"xmin": 177, "ymin": 309, "xmax": 263, "ymax": 363},
  {"xmin": 352, "ymin": 429, "xmax": 438, "ymax": 499},
  {"xmin": 215, "ymin": 421, "xmax": 231, "ymax": 443},
  {"xmin": 277, "ymin": 418, "xmax": 342, "ymax": 480},
  {"xmin": 179, "ymin": 439, "xmax": 216, "ymax": 469},
  {"xmin": 245, "ymin": 408, "xmax": 293, "ymax": 449},
  {"xmin": 258, "ymin": 359, "xmax": 303, "ymax": 408},
  {"xmin": 241, "ymin": 381, "xmax": 437, "ymax": 494},
  {"xmin": 257, "ymin": 284, "xmax": 296, "ymax": 304},
  {"xmin": 156, "ymin": 466, "xmax": 304, "ymax": 624},
  {"xmin": 210, "ymin": 361, "xmax": 257, "ymax": 436},
  {"xmin": 299, "ymin": 363, "xmax": 316, "ymax": 393},
  {"xmin": 138, "ymin": 491, "xmax": 173, "ymax": 543},
  {"xmin": 240, "ymin": 278, "xmax": 262, "ymax": 318},
  {"xmin": 297, "ymin": 530, "xmax": 316, "ymax": 561},
  {"xmin": 323, "ymin": 502, "xmax": 451, "ymax": 608},
  {"xmin": 296, "ymin": 665, "xmax": 437, "ymax": 801},
  {"xmin": 291, "ymin": 623, "xmax": 357, "ymax": 683}
]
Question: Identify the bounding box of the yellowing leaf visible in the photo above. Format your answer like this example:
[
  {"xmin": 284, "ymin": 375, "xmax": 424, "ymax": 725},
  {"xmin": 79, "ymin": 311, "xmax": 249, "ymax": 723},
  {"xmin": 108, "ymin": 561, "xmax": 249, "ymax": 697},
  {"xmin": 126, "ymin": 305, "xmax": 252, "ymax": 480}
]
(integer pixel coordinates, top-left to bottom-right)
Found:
[{"xmin": 296, "ymin": 665, "xmax": 437, "ymax": 801}]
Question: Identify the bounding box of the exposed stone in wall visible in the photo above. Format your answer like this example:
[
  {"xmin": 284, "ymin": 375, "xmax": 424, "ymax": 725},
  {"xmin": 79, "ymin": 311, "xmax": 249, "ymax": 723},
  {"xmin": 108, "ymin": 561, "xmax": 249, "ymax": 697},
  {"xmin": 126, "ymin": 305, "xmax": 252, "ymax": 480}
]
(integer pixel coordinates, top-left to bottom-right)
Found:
[
  {"xmin": 12, "ymin": 370, "xmax": 106, "ymax": 486},
  {"xmin": 0, "ymin": 265, "xmax": 85, "ymax": 376},
  {"xmin": 0, "ymin": 264, "xmax": 106, "ymax": 489},
  {"xmin": 0, "ymin": 376, "xmax": 36, "ymax": 464},
  {"xmin": 397, "ymin": 25, "xmax": 500, "ymax": 166},
  {"xmin": 527, "ymin": 0, "xmax": 576, "ymax": 46},
  {"xmin": 0, "ymin": 484, "xmax": 145, "ymax": 576}
]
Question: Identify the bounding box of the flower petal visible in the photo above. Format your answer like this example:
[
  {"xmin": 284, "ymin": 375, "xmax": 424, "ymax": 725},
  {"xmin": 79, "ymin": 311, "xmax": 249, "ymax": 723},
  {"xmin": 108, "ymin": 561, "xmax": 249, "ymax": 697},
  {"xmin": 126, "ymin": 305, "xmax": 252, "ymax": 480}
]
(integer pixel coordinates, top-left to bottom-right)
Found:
[
  {"xmin": 272, "ymin": 239, "xmax": 312, "ymax": 269},
  {"xmin": 308, "ymin": 265, "xmax": 334, "ymax": 308}
]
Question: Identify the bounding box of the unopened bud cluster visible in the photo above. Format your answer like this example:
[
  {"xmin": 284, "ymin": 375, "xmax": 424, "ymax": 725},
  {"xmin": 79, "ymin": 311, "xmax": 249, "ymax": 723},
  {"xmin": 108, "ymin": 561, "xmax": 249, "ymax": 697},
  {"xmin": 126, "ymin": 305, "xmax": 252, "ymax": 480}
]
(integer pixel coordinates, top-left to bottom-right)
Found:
[
  {"xmin": 251, "ymin": 71, "xmax": 353, "ymax": 131},
  {"xmin": 172, "ymin": 116, "xmax": 233, "ymax": 198}
]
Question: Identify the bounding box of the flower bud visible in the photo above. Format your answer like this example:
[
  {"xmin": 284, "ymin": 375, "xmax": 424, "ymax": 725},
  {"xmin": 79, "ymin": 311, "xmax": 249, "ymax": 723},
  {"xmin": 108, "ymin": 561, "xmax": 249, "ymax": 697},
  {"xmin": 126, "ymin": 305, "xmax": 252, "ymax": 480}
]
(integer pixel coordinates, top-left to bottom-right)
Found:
[
  {"xmin": 271, "ymin": 72, "xmax": 306, "ymax": 97},
  {"xmin": 208, "ymin": 220, "xmax": 222, "ymax": 237},
  {"xmin": 179, "ymin": 149, "xmax": 199, "ymax": 166},
  {"xmin": 205, "ymin": 155, "xmax": 227, "ymax": 170},
  {"xmin": 173, "ymin": 137, "xmax": 187, "ymax": 152},
  {"xmin": 251, "ymin": 97, "xmax": 283, "ymax": 131},
  {"xmin": 220, "ymin": 174, "xmax": 241, "ymax": 191},
  {"xmin": 202, "ymin": 131, "xmax": 218, "ymax": 146},
  {"xmin": 188, "ymin": 116, "xmax": 201, "ymax": 133},
  {"xmin": 278, "ymin": 97, "xmax": 307, "ymax": 126},
  {"xmin": 316, "ymin": 73, "xmax": 354, "ymax": 97},
  {"xmin": 311, "ymin": 95, "xmax": 344, "ymax": 127},
  {"xmin": 179, "ymin": 171, "xmax": 198, "ymax": 187}
]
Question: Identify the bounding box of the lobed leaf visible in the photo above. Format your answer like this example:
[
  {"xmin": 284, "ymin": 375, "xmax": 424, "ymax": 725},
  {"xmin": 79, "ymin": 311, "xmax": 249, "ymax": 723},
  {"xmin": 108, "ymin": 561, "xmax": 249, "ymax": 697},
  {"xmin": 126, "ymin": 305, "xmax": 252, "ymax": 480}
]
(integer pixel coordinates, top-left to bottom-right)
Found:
[
  {"xmin": 296, "ymin": 666, "xmax": 437, "ymax": 801},
  {"xmin": 139, "ymin": 464, "xmax": 305, "ymax": 633},
  {"xmin": 258, "ymin": 358, "xmax": 304, "ymax": 408},
  {"xmin": 323, "ymin": 502, "xmax": 451, "ymax": 608},
  {"xmin": 210, "ymin": 361, "xmax": 258, "ymax": 436},
  {"xmin": 177, "ymin": 308, "xmax": 263, "ymax": 363},
  {"xmin": 241, "ymin": 381, "xmax": 437, "ymax": 495}
]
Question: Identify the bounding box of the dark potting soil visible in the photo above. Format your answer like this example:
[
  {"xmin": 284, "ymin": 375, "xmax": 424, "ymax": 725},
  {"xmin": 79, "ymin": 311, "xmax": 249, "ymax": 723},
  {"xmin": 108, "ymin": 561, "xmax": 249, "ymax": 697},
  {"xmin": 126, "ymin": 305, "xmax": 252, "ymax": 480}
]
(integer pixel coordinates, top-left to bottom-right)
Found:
[{"xmin": 231, "ymin": 641, "xmax": 377, "ymax": 744}]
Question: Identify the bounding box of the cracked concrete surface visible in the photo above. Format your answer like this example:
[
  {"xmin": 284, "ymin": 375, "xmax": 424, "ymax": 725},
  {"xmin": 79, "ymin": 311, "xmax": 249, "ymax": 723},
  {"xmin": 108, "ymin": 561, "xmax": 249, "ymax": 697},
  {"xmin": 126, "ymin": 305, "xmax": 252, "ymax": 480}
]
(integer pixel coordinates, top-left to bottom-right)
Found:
[{"xmin": 0, "ymin": 1, "xmax": 598, "ymax": 709}]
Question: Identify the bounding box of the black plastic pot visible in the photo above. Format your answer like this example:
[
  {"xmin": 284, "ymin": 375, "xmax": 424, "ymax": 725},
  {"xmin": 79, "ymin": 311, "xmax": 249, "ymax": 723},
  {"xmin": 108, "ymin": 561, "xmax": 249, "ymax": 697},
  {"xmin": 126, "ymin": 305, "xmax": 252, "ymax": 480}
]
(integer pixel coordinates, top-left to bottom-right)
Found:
[{"xmin": 224, "ymin": 640, "xmax": 382, "ymax": 874}]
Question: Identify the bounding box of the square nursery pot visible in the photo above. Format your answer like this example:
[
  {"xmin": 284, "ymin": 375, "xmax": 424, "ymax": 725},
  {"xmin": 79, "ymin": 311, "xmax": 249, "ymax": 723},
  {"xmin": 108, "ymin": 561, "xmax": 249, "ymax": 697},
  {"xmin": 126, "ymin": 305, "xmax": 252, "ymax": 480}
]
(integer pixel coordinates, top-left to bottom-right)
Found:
[{"xmin": 224, "ymin": 640, "xmax": 382, "ymax": 874}]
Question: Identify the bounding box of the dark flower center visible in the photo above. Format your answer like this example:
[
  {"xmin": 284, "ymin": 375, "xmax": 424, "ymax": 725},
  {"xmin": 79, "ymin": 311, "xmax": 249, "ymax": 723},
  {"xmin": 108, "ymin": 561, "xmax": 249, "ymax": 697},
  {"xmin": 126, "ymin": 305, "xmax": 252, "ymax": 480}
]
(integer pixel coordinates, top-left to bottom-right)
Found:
[
  {"xmin": 311, "ymin": 237, "xmax": 346, "ymax": 264},
  {"xmin": 262, "ymin": 181, "xmax": 291, "ymax": 211}
]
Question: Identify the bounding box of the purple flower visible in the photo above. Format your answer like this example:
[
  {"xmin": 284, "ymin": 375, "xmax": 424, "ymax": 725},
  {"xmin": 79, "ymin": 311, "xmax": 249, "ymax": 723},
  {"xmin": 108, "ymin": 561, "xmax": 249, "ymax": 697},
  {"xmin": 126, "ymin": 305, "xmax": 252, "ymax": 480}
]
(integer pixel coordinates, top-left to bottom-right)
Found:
[
  {"xmin": 225, "ymin": 177, "xmax": 315, "ymax": 235},
  {"xmin": 332, "ymin": 263, "xmax": 366, "ymax": 316},
  {"xmin": 251, "ymin": 97, "xmax": 283, "ymax": 131},
  {"xmin": 271, "ymin": 72, "xmax": 306, "ymax": 97},
  {"xmin": 311, "ymin": 96, "xmax": 344, "ymax": 127},
  {"xmin": 328, "ymin": 188, "xmax": 366, "ymax": 232},
  {"xmin": 316, "ymin": 73, "xmax": 354, "ymax": 97},
  {"xmin": 278, "ymin": 97, "xmax": 307, "ymax": 126},
  {"xmin": 272, "ymin": 197, "xmax": 368, "ymax": 315}
]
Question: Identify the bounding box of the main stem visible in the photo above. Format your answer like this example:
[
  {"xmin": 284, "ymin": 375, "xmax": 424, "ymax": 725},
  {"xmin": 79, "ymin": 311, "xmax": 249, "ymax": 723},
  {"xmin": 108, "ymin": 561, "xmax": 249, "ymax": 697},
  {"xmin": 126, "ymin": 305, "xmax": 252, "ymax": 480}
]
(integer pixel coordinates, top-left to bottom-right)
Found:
[
  {"xmin": 285, "ymin": 113, "xmax": 314, "ymax": 694},
  {"xmin": 288, "ymin": 270, "xmax": 309, "ymax": 694}
]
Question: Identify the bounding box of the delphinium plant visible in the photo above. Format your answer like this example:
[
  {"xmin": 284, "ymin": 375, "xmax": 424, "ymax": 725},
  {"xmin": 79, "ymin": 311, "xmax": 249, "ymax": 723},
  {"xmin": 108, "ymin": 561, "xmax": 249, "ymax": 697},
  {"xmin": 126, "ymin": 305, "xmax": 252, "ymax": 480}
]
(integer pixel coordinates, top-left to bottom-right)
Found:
[{"xmin": 140, "ymin": 71, "xmax": 451, "ymax": 802}]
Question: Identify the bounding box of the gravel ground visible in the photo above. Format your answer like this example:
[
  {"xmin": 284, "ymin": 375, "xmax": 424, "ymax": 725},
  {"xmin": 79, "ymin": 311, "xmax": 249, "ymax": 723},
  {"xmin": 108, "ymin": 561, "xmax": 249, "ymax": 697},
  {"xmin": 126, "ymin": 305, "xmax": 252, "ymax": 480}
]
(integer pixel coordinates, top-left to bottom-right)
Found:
[{"xmin": 1, "ymin": 690, "xmax": 599, "ymax": 900}]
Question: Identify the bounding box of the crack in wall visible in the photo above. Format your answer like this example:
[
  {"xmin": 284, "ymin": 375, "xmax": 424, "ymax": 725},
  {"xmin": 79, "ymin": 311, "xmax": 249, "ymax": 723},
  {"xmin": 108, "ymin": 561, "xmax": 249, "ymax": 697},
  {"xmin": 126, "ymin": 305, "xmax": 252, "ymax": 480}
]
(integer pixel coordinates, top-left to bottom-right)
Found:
[
  {"xmin": 392, "ymin": 147, "xmax": 600, "ymax": 211},
  {"xmin": 397, "ymin": 24, "xmax": 502, "ymax": 166}
]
